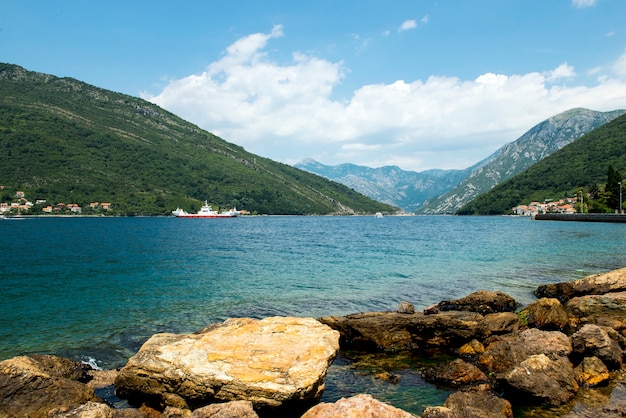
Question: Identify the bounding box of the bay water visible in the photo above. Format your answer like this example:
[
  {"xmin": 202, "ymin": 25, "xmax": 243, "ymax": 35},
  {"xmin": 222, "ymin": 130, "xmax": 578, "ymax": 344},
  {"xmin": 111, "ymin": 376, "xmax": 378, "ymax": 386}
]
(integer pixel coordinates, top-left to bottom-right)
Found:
[{"xmin": 1, "ymin": 215, "xmax": 625, "ymax": 413}]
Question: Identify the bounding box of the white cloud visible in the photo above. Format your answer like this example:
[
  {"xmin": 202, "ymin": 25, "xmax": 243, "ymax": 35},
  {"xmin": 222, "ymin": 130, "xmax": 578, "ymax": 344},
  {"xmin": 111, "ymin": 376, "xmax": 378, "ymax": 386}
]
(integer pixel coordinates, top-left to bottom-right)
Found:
[
  {"xmin": 398, "ymin": 20, "xmax": 417, "ymax": 32},
  {"xmin": 613, "ymin": 49, "xmax": 626, "ymax": 76},
  {"xmin": 145, "ymin": 28, "xmax": 626, "ymax": 172},
  {"xmin": 572, "ymin": 0, "xmax": 597, "ymax": 8},
  {"xmin": 545, "ymin": 63, "xmax": 576, "ymax": 81}
]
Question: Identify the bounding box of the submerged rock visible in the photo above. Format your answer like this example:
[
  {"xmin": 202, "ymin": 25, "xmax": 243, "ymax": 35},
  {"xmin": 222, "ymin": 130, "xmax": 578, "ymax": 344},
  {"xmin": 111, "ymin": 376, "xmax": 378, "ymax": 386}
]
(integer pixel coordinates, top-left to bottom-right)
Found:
[{"xmin": 115, "ymin": 317, "xmax": 339, "ymax": 412}]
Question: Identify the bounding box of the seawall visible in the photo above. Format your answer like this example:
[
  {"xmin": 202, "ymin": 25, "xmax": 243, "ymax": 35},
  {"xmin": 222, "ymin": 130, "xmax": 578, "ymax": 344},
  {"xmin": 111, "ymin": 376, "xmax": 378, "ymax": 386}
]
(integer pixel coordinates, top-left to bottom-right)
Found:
[{"xmin": 534, "ymin": 213, "xmax": 626, "ymax": 223}]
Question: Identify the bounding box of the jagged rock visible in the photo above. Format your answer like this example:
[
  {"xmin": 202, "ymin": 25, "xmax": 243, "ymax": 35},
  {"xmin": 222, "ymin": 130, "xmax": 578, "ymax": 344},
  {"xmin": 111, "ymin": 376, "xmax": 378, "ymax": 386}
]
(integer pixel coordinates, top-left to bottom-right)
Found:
[
  {"xmin": 565, "ymin": 291, "xmax": 626, "ymax": 332},
  {"xmin": 422, "ymin": 358, "xmax": 489, "ymax": 389},
  {"xmin": 435, "ymin": 291, "xmax": 519, "ymax": 315},
  {"xmin": 397, "ymin": 301, "xmax": 415, "ymax": 314},
  {"xmin": 500, "ymin": 354, "xmax": 578, "ymax": 406},
  {"xmin": 571, "ymin": 324, "xmax": 623, "ymax": 370},
  {"xmin": 300, "ymin": 394, "xmax": 416, "ymax": 417},
  {"xmin": 574, "ymin": 356, "xmax": 610, "ymax": 387},
  {"xmin": 443, "ymin": 390, "xmax": 513, "ymax": 418},
  {"xmin": 536, "ymin": 267, "xmax": 626, "ymax": 302},
  {"xmin": 191, "ymin": 400, "xmax": 258, "ymax": 417},
  {"xmin": 519, "ymin": 298, "xmax": 569, "ymax": 330},
  {"xmin": 481, "ymin": 312, "xmax": 527, "ymax": 335},
  {"xmin": 0, "ymin": 355, "xmax": 99, "ymax": 418},
  {"xmin": 479, "ymin": 329, "xmax": 572, "ymax": 375},
  {"xmin": 115, "ymin": 317, "xmax": 339, "ymax": 412}
]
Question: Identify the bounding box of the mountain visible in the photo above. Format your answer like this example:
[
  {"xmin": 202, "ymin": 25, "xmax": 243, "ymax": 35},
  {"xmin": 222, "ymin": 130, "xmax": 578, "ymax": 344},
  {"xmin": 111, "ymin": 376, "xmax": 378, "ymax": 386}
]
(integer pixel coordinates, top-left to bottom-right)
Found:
[
  {"xmin": 418, "ymin": 108, "xmax": 626, "ymax": 214},
  {"xmin": 0, "ymin": 63, "xmax": 394, "ymax": 215},
  {"xmin": 457, "ymin": 112, "xmax": 626, "ymax": 214},
  {"xmin": 294, "ymin": 159, "xmax": 477, "ymax": 212}
]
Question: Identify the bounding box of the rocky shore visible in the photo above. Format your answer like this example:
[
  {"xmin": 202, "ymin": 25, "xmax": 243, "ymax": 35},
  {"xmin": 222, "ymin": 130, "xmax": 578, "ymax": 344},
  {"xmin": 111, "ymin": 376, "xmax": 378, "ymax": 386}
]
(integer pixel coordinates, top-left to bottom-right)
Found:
[{"xmin": 3, "ymin": 267, "xmax": 626, "ymax": 417}]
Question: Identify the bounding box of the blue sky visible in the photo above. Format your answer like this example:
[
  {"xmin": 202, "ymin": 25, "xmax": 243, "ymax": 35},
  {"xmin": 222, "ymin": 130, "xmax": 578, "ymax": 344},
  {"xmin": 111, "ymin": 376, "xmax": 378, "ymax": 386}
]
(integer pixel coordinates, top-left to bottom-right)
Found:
[{"xmin": 3, "ymin": 0, "xmax": 626, "ymax": 171}]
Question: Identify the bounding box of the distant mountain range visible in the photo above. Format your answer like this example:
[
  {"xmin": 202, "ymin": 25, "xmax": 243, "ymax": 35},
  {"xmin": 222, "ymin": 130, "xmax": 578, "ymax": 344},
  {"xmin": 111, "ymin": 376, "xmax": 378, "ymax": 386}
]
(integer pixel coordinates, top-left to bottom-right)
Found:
[
  {"xmin": 297, "ymin": 108, "xmax": 626, "ymax": 213},
  {"xmin": 294, "ymin": 159, "xmax": 479, "ymax": 212}
]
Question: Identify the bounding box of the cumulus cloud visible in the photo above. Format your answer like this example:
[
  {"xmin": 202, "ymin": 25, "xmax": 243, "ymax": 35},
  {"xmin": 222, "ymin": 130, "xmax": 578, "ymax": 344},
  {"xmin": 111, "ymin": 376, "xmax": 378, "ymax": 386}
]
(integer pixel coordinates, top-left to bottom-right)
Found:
[
  {"xmin": 398, "ymin": 19, "xmax": 417, "ymax": 32},
  {"xmin": 145, "ymin": 27, "xmax": 626, "ymax": 171},
  {"xmin": 572, "ymin": 0, "xmax": 597, "ymax": 8}
]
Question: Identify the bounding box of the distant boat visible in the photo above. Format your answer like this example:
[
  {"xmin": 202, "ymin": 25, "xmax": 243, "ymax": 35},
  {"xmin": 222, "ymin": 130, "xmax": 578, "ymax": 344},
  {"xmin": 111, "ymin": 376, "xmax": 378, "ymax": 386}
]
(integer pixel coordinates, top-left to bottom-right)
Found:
[
  {"xmin": 375, "ymin": 212, "xmax": 384, "ymax": 218},
  {"xmin": 172, "ymin": 201, "xmax": 238, "ymax": 218},
  {"xmin": 0, "ymin": 215, "xmax": 25, "ymax": 221}
]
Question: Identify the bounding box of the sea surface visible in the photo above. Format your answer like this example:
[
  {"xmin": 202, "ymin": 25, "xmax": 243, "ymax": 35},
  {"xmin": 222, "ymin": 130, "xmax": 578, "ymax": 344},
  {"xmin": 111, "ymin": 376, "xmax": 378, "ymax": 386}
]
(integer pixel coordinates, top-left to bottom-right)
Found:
[{"xmin": 1, "ymin": 215, "xmax": 625, "ymax": 413}]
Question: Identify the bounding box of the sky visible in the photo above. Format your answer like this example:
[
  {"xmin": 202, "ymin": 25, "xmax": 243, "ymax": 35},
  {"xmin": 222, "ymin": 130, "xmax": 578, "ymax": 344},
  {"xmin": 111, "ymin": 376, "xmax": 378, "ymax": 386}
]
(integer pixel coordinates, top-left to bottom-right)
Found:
[{"xmin": 3, "ymin": 1, "xmax": 626, "ymax": 172}]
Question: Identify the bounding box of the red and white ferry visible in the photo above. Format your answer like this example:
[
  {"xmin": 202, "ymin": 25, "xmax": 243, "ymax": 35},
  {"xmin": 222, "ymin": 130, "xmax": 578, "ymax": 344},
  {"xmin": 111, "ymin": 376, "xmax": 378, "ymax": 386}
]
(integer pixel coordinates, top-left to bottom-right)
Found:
[{"xmin": 172, "ymin": 201, "xmax": 238, "ymax": 218}]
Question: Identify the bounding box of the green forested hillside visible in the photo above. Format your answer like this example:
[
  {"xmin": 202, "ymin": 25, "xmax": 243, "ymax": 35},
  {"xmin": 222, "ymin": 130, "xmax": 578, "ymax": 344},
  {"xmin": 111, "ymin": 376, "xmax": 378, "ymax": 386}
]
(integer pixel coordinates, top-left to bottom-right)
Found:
[
  {"xmin": 0, "ymin": 63, "xmax": 394, "ymax": 215},
  {"xmin": 457, "ymin": 113, "xmax": 626, "ymax": 215}
]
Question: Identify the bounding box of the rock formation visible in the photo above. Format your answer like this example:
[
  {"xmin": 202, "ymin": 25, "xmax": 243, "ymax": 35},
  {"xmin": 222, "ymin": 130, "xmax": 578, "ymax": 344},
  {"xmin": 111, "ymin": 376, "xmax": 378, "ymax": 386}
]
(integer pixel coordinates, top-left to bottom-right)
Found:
[{"xmin": 115, "ymin": 317, "xmax": 339, "ymax": 413}]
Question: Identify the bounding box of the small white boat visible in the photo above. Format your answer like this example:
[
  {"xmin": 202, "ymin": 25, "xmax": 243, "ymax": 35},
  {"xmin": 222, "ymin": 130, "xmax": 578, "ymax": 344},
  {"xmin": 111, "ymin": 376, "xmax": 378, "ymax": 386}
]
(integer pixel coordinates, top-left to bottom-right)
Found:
[
  {"xmin": 375, "ymin": 212, "xmax": 384, "ymax": 218},
  {"xmin": 172, "ymin": 201, "xmax": 238, "ymax": 218}
]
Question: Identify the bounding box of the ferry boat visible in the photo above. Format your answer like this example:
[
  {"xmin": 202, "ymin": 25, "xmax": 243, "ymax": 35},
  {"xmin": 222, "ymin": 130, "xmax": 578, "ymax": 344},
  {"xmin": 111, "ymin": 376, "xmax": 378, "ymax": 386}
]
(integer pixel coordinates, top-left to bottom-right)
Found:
[{"xmin": 172, "ymin": 201, "xmax": 238, "ymax": 218}]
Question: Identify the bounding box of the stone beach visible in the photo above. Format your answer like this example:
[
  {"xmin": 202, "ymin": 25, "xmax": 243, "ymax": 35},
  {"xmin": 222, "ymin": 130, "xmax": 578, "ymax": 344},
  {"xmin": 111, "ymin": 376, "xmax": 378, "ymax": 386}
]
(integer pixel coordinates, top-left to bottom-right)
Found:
[{"xmin": 3, "ymin": 267, "xmax": 626, "ymax": 417}]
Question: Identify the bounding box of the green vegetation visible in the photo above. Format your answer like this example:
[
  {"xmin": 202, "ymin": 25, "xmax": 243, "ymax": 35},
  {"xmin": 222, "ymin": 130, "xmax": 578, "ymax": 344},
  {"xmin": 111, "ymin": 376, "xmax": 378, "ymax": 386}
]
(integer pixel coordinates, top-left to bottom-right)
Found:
[
  {"xmin": 457, "ymin": 113, "xmax": 626, "ymax": 215},
  {"xmin": 0, "ymin": 63, "xmax": 394, "ymax": 215}
]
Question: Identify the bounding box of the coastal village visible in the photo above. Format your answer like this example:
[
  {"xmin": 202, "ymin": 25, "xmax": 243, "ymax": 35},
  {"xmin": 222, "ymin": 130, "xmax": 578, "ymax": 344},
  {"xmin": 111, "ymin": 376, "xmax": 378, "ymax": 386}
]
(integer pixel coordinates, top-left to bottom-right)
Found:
[
  {"xmin": 511, "ymin": 196, "xmax": 580, "ymax": 216},
  {"xmin": 0, "ymin": 188, "xmax": 111, "ymax": 215}
]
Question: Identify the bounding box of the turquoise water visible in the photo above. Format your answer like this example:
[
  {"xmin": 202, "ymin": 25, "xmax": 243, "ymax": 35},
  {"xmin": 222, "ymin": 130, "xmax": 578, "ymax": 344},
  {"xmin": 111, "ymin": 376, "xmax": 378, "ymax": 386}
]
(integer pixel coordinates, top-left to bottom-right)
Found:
[{"xmin": 1, "ymin": 215, "xmax": 625, "ymax": 412}]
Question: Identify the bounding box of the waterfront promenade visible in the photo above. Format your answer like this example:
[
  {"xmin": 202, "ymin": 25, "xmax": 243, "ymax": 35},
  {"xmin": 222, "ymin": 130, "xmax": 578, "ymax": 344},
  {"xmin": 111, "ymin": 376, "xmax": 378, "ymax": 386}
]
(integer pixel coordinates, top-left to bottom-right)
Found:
[{"xmin": 534, "ymin": 213, "xmax": 626, "ymax": 223}]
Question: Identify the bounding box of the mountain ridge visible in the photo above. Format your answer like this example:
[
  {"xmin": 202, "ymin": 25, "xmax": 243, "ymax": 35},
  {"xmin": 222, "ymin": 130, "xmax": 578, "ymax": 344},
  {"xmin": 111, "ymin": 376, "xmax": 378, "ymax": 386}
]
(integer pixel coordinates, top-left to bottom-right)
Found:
[{"xmin": 0, "ymin": 63, "xmax": 395, "ymax": 215}]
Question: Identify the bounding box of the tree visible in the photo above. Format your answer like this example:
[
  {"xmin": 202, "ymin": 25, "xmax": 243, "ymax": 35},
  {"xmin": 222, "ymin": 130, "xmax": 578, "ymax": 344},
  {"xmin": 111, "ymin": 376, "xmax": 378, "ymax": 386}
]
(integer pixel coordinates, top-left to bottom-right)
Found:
[{"xmin": 605, "ymin": 164, "xmax": 623, "ymax": 211}]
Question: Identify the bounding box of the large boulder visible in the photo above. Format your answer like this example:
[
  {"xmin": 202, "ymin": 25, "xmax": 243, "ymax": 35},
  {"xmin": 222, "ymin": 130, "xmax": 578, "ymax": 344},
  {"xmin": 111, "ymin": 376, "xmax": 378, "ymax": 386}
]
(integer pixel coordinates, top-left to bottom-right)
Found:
[
  {"xmin": 479, "ymin": 329, "xmax": 572, "ymax": 375},
  {"xmin": 500, "ymin": 354, "xmax": 578, "ymax": 406},
  {"xmin": 320, "ymin": 310, "xmax": 487, "ymax": 354},
  {"xmin": 0, "ymin": 355, "xmax": 99, "ymax": 417},
  {"xmin": 565, "ymin": 291, "xmax": 626, "ymax": 332},
  {"xmin": 536, "ymin": 267, "xmax": 626, "ymax": 302},
  {"xmin": 432, "ymin": 291, "xmax": 519, "ymax": 315},
  {"xmin": 300, "ymin": 394, "xmax": 416, "ymax": 418},
  {"xmin": 115, "ymin": 317, "xmax": 339, "ymax": 413}
]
